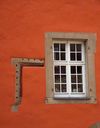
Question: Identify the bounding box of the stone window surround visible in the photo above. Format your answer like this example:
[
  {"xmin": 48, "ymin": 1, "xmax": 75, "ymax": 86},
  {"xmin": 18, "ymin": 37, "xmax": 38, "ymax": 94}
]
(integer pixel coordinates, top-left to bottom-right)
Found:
[{"xmin": 45, "ymin": 32, "xmax": 96, "ymax": 104}]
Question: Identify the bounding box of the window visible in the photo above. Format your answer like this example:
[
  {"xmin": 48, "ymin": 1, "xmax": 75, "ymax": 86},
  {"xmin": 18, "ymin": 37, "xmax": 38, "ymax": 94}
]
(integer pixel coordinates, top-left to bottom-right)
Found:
[
  {"xmin": 53, "ymin": 41, "xmax": 86, "ymax": 99},
  {"xmin": 45, "ymin": 32, "xmax": 96, "ymax": 104}
]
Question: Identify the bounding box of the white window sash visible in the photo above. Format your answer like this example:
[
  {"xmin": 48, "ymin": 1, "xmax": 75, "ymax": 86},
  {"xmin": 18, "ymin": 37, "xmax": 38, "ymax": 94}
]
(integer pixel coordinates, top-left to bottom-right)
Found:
[{"xmin": 53, "ymin": 40, "xmax": 86, "ymax": 98}]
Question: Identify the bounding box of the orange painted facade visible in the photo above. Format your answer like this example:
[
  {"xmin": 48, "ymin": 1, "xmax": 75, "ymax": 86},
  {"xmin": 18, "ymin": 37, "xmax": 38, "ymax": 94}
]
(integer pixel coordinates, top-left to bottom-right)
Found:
[{"xmin": 0, "ymin": 0, "xmax": 100, "ymax": 128}]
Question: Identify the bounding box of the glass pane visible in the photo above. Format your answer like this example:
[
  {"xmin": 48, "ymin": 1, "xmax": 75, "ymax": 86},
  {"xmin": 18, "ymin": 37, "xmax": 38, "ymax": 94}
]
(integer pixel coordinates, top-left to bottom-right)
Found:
[
  {"xmin": 61, "ymin": 66, "xmax": 66, "ymax": 74},
  {"xmin": 77, "ymin": 66, "xmax": 82, "ymax": 74},
  {"xmin": 78, "ymin": 84, "xmax": 83, "ymax": 92},
  {"xmin": 70, "ymin": 53, "xmax": 75, "ymax": 61},
  {"xmin": 71, "ymin": 66, "xmax": 76, "ymax": 74},
  {"xmin": 54, "ymin": 44, "xmax": 59, "ymax": 51},
  {"xmin": 61, "ymin": 75, "xmax": 66, "ymax": 83},
  {"xmin": 61, "ymin": 84, "xmax": 67, "ymax": 92},
  {"xmin": 54, "ymin": 52, "xmax": 59, "ymax": 60},
  {"xmin": 77, "ymin": 75, "xmax": 82, "ymax": 83},
  {"xmin": 60, "ymin": 44, "xmax": 65, "ymax": 51},
  {"xmin": 70, "ymin": 44, "xmax": 75, "ymax": 51},
  {"xmin": 55, "ymin": 84, "xmax": 60, "ymax": 92},
  {"xmin": 61, "ymin": 53, "xmax": 65, "ymax": 60},
  {"xmin": 77, "ymin": 53, "xmax": 82, "ymax": 61},
  {"xmin": 55, "ymin": 75, "xmax": 60, "ymax": 83},
  {"xmin": 55, "ymin": 66, "xmax": 60, "ymax": 74},
  {"xmin": 71, "ymin": 75, "xmax": 76, "ymax": 83},
  {"xmin": 71, "ymin": 84, "xmax": 77, "ymax": 92},
  {"xmin": 76, "ymin": 44, "xmax": 81, "ymax": 51}
]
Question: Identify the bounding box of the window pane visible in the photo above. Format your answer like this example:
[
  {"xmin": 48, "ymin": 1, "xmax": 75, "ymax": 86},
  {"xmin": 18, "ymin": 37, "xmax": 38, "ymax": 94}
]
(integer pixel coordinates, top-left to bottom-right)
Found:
[
  {"xmin": 70, "ymin": 44, "xmax": 75, "ymax": 51},
  {"xmin": 77, "ymin": 75, "xmax": 82, "ymax": 83},
  {"xmin": 71, "ymin": 66, "xmax": 76, "ymax": 74},
  {"xmin": 70, "ymin": 53, "xmax": 75, "ymax": 61},
  {"xmin": 71, "ymin": 75, "xmax": 76, "ymax": 83},
  {"xmin": 78, "ymin": 84, "xmax": 83, "ymax": 92},
  {"xmin": 77, "ymin": 66, "xmax": 82, "ymax": 74},
  {"xmin": 54, "ymin": 44, "xmax": 59, "ymax": 51},
  {"xmin": 54, "ymin": 52, "xmax": 59, "ymax": 60},
  {"xmin": 61, "ymin": 75, "xmax": 66, "ymax": 83},
  {"xmin": 71, "ymin": 84, "xmax": 77, "ymax": 92},
  {"xmin": 55, "ymin": 75, "xmax": 60, "ymax": 83},
  {"xmin": 61, "ymin": 53, "xmax": 65, "ymax": 60},
  {"xmin": 60, "ymin": 44, "xmax": 65, "ymax": 51},
  {"xmin": 55, "ymin": 66, "xmax": 60, "ymax": 74},
  {"xmin": 76, "ymin": 44, "xmax": 81, "ymax": 51},
  {"xmin": 55, "ymin": 84, "xmax": 60, "ymax": 92},
  {"xmin": 61, "ymin": 66, "xmax": 66, "ymax": 74},
  {"xmin": 77, "ymin": 53, "xmax": 82, "ymax": 61},
  {"xmin": 61, "ymin": 84, "xmax": 67, "ymax": 92}
]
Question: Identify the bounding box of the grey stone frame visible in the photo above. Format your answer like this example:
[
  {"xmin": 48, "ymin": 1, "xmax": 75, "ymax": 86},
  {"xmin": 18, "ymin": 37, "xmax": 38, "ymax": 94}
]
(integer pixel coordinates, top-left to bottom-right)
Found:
[{"xmin": 45, "ymin": 32, "xmax": 96, "ymax": 104}]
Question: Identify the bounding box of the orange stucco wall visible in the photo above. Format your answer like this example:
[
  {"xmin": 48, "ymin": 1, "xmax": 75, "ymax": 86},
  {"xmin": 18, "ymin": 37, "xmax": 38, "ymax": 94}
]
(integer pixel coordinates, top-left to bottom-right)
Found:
[{"xmin": 0, "ymin": 0, "xmax": 100, "ymax": 128}]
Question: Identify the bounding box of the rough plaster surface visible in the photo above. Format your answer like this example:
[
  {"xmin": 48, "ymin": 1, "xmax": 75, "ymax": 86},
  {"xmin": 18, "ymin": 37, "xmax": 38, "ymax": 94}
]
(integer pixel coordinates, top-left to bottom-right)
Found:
[{"xmin": 0, "ymin": 0, "xmax": 100, "ymax": 128}]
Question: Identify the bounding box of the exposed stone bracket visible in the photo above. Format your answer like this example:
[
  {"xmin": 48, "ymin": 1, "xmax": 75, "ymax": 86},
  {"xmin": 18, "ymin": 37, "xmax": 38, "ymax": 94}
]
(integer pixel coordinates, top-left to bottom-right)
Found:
[
  {"xmin": 11, "ymin": 58, "xmax": 44, "ymax": 66},
  {"xmin": 11, "ymin": 58, "xmax": 45, "ymax": 112}
]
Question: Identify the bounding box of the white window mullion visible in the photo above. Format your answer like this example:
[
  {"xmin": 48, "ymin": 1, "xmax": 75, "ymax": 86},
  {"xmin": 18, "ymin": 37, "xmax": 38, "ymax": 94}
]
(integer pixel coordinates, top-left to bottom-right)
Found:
[
  {"xmin": 68, "ymin": 65, "xmax": 71, "ymax": 96},
  {"xmin": 67, "ymin": 41, "xmax": 71, "ymax": 96}
]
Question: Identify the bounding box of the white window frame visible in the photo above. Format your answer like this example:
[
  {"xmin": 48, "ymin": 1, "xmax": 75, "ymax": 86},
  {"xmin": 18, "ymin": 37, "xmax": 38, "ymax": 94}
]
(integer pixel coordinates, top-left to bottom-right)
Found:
[{"xmin": 53, "ymin": 40, "xmax": 86, "ymax": 99}]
